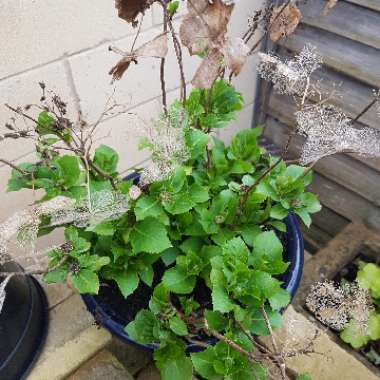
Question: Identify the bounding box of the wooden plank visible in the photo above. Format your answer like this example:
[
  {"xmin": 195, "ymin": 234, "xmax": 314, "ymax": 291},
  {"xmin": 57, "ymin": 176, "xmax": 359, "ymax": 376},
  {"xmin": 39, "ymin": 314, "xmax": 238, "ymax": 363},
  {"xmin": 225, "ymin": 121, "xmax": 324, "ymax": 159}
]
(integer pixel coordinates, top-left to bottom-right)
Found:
[
  {"xmin": 264, "ymin": 115, "xmax": 380, "ymax": 206},
  {"xmin": 280, "ymin": 25, "xmax": 380, "ymax": 88},
  {"xmin": 345, "ymin": 0, "xmax": 380, "ymax": 12},
  {"xmin": 266, "ymin": 94, "xmax": 380, "ymax": 172},
  {"xmin": 309, "ymin": 204, "xmax": 349, "ymax": 237},
  {"xmin": 278, "ymin": 47, "xmax": 379, "ymax": 130},
  {"xmin": 310, "ymin": 171, "xmax": 380, "ymax": 228},
  {"xmin": 299, "ymin": 0, "xmax": 380, "ymax": 49}
]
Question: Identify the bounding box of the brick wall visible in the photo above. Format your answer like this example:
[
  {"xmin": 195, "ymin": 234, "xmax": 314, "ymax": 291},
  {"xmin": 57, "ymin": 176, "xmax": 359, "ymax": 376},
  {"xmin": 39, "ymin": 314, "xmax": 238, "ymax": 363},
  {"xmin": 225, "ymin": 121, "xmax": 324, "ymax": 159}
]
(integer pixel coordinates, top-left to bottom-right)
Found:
[{"xmin": 0, "ymin": 0, "xmax": 262, "ymax": 227}]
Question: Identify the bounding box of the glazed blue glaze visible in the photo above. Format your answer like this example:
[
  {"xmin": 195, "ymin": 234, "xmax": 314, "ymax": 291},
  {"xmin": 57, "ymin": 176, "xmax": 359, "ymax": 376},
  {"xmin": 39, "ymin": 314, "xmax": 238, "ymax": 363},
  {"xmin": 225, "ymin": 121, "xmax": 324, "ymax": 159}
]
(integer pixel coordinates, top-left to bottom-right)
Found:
[{"xmin": 82, "ymin": 214, "xmax": 304, "ymax": 353}]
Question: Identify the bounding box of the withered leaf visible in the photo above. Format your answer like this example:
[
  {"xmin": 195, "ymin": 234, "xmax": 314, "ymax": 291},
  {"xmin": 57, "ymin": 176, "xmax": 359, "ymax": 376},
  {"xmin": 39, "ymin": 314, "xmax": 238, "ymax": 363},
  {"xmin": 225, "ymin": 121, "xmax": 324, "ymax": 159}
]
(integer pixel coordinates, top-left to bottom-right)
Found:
[
  {"xmin": 323, "ymin": 0, "xmax": 338, "ymax": 16},
  {"xmin": 222, "ymin": 38, "xmax": 250, "ymax": 75},
  {"xmin": 269, "ymin": 3, "xmax": 301, "ymax": 43},
  {"xmin": 109, "ymin": 33, "xmax": 168, "ymax": 81},
  {"xmin": 192, "ymin": 48, "xmax": 223, "ymax": 89},
  {"xmin": 180, "ymin": 0, "xmax": 234, "ymax": 55},
  {"xmin": 115, "ymin": 0, "xmax": 151, "ymax": 25}
]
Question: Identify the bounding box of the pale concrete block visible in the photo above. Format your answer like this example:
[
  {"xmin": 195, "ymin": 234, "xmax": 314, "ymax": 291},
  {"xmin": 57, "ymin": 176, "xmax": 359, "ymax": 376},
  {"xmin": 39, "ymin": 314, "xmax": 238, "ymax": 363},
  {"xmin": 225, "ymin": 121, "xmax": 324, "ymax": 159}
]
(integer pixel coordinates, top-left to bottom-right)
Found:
[
  {"xmin": 69, "ymin": 24, "xmax": 197, "ymax": 124},
  {"xmin": 28, "ymin": 325, "xmax": 112, "ymax": 380},
  {"xmin": 68, "ymin": 350, "xmax": 134, "ymax": 380},
  {"xmin": 92, "ymin": 99, "xmax": 163, "ymax": 172},
  {"xmin": 265, "ymin": 306, "xmax": 379, "ymax": 380},
  {"xmin": 0, "ymin": 1, "xmax": 153, "ymax": 79},
  {"xmin": 0, "ymin": 61, "xmax": 76, "ymax": 163},
  {"xmin": 219, "ymin": 103, "xmax": 255, "ymax": 144}
]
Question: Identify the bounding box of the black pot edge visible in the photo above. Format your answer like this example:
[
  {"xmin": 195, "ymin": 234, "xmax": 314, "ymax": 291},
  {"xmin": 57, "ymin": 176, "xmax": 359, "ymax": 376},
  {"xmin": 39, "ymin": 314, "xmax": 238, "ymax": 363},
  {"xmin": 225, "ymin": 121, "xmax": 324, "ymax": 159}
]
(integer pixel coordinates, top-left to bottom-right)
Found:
[{"xmin": 0, "ymin": 276, "xmax": 49, "ymax": 380}]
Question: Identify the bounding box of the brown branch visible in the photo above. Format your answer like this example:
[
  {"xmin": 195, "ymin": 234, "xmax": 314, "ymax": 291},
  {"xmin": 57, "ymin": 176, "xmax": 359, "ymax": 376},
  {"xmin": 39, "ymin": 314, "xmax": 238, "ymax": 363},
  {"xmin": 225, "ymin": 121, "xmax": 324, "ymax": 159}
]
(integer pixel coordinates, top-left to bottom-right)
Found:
[
  {"xmin": 249, "ymin": 0, "xmax": 292, "ymax": 55},
  {"xmin": 5, "ymin": 103, "xmax": 38, "ymax": 124},
  {"xmin": 87, "ymin": 156, "xmax": 117, "ymax": 190},
  {"xmin": 0, "ymin": 158, "xmax": 28, "ymax": 175},
  {"xmin": 160, "ymin": 8, "xmax": 168, "ymax": 114}
]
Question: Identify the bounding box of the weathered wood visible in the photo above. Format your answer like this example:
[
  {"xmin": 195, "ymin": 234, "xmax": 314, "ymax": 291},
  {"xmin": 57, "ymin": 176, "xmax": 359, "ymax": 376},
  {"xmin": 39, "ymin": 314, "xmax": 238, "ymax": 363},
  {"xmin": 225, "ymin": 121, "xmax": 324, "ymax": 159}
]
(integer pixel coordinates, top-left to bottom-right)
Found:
[
  {"xmin": 299, "ymin": 0, "xmax": 380, "ymax": 49},
  {"xmin": 310, "ymin": 171, "xmax": 380, "ymax": 228},
  {"xmin": 301, "ymin": 223, "xmax": 331, "ymax": 252},
  {"xmin": 266, "ymin": 94, "xmax": 380, "ymax": 172},
  {"xmin": 345, "ymin": 0, "xmax": 380, "ymax": 12},
  {"xmin": 278, "ymin": 47, "xmax": 380, "ymax": 130},
  {"xmin": 281, "ymin": 25, "xmax": 380, "ymax": 88}
]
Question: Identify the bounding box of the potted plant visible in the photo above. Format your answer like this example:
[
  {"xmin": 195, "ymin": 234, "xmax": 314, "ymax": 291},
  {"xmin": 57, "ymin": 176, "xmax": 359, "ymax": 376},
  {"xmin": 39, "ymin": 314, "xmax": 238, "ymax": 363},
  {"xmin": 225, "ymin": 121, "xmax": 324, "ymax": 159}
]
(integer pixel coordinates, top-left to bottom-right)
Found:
[{"xmin": 1, "ymin": 1, "xmax": 379, "ymax": 379}]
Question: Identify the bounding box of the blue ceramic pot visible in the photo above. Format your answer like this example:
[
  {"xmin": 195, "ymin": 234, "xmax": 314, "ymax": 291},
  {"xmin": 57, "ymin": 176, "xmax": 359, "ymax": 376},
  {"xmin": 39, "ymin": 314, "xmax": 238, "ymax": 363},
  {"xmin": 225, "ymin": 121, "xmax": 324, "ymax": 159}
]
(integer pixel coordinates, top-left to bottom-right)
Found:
[{"xmin": 82, "ymin": 211, "xmax": 304, "ymax": 352}]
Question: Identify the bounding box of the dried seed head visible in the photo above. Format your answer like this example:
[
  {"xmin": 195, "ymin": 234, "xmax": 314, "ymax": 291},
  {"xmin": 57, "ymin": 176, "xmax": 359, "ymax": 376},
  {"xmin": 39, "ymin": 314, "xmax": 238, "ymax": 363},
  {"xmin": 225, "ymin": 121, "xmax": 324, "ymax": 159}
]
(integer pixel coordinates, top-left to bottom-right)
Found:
[
  {"xmin": 258, "ymin": 45, "xmax": 322, "ymax": 96},
  {"xmin": 296, "ymin": 104, "xmax": 380, "ymax": 165},
  {"xmin": 129, "ymin": 185, "xmax": 142, "ymax": 200},
  {"xmin": 306, "ymin": 281, "xmax": 373, "ymax": 332}
]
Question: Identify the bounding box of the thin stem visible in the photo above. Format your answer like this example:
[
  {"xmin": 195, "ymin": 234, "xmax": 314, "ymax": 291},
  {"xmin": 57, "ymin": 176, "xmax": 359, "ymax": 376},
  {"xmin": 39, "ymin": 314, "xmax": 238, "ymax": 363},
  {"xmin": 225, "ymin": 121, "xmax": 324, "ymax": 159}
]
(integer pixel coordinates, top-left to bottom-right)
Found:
[
  {"xmin": 160, "ymin": 8, "xmax": 169, "ymax": 114},
  {"xmin": 0, "ymin": 159, "xmax": 28, "ymax": 175},
  {"xmin": 249, "ymin": 0, "xmax": 292, "ymax": 55}
]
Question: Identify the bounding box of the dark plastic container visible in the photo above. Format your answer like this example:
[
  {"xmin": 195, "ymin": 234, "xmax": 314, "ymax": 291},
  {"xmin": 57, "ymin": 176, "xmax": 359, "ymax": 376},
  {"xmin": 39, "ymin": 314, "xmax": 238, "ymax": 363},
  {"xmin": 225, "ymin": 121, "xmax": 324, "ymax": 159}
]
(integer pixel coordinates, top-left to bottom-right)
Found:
[
  {"xmin": 82, "ymin": 212, "xmax": 304, "ymax": 352},
  {"xmin": 0, "ymin": 262, "xmax": 48, "ymax": 380}
]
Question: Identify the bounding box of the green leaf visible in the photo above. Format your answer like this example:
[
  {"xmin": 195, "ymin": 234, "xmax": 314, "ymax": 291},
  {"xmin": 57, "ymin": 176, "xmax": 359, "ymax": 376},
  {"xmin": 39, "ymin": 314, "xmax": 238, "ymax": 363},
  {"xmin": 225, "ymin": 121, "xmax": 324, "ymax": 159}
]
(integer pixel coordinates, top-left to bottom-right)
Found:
[
  {"xmin": 368, "ymin": 313, "xmax": 380, "ymax": 340},
  {"xmin": 125, "ymin": 310, "xmax": 158, "ymax": 344},
  {"xmin": 270, "ymin": 204, "xmax": 288, "ymax": 220},
  {"xmin": 87, "ymin": 221, "xmax": 115, "ymax": 236},
  {"xmin": 223, "ymin": 237, "xmax": 249, "ymax": 262},
  {"xmin": 295, "ymin": 209, "xmax": 312, "ymax": 228},
  {"xmin": 161, "ymin": 247, "xmax": 180, "ymax": 266},
  {"xmin": 186, "ymin": 128, "xmax": 209, "ymax": 159},
  {"xmin": 210, "ymin": 269, "xmax": 235, "ymax": 313},
  {"xmin": 154, "ymin": 341, "xmax": 193, "ymax": 380},
  {"xmin": 252, "ymin": 231, "xmax": 288, "ymax": 274},
  {"xmin": 55, "ymin": 155, "xmax": 81, "ymax": 187},
  {"xmin": 78, "ymin": 254, "xmax": 110, "ymax": 271},
  {"xmin": 205, "ymin": 310, "xmax": 228, "ymax": 331},
  {"xmin": 169, "ymin": 316, "xmax": 189, "ymax": 336},
  {"xmin": 268, "ymin": 288, "xmax": 290, "ymax": 310},
  {"xmin": 114, "ymin": 269, "xmax": 139, "ymax": 298},
  {"xmin": 250, "ymin": 308, "xmax": 283, "ymax": 336},
  {"xmin": 167, "ymin": 0, "xmax": 180, "ymax": 16},
  {"xmin": 130, "ymin": 218, "xmax": 172, "ymax": 254},
  {"xmin": 139, "ymin": 265, "xmax": 154, "ymax": 286},
  {"xmin": 38, "ymin": 111, "xmax": 55, "ymax": 128},
  {"xmin": 191, "ymin": 347, "xmax": 220, "ymax": 380},
  {"xmin": 340, "ymin": 319, "xmax": 370, "ymax": 348},
  {"xmin": 162, "ymin": 267, "xmax": 196, "ymax": 294},
  {"xmin": 135, "ymin": 195, "xmax": 168, "ymax": 223},
  {"xmin": 296, "ymin": 374, "xmax": 312, "ymax": 380},
  {"xmin": 72, "ymin": 269, "xmax": 99, "ymax": 294},
  {"xmin": 229, "ymin": 128, "xmax": 261, "ymax": 161},
  {"xmin": 93, "ymin": 144, "xmax": 119, "ymax": 174},
  {"xmin": 43, "ymin": 266, "xmax": 68, "ymax": 284},
  {"xmin": 357, "ymin": 263, "xmax": 380, "ymax": 299}
]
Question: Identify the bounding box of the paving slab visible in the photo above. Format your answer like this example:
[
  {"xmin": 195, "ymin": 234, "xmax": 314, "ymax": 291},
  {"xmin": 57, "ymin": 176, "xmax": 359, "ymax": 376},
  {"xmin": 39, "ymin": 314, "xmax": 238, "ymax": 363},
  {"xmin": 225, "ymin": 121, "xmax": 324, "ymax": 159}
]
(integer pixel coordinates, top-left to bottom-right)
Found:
[{"xmin": 67, "ymin": 350, "xmax": 134, "ymax": 380}]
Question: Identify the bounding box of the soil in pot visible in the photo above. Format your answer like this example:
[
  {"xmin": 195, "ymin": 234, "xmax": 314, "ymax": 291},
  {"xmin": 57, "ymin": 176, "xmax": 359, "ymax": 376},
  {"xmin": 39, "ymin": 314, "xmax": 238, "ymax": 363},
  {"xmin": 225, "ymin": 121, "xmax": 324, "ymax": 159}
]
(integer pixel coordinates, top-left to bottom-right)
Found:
[{"xmin": 98, "ymin": 260, "xmax": 211, "ymax": 326}]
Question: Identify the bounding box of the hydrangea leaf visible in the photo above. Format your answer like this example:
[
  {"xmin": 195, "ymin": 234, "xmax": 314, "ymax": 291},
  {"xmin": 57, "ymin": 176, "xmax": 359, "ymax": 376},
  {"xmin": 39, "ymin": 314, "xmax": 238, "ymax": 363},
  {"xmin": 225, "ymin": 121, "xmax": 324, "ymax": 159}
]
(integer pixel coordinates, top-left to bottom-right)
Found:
[{"xmin": 130, "ymin": 217, "xmax": 172, "ymax": 254}]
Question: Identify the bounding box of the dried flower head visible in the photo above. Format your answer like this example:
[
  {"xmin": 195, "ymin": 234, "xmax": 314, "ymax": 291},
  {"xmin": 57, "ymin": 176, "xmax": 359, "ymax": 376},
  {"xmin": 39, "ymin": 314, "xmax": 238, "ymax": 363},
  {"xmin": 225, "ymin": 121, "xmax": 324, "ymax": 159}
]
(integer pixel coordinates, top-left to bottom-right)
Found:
[
  {"xmin": 258, "ymin": 45, "xmax": 322, "ymax": 96},
  {"xmin": 296, "ymin": 104, "xmax": 380, "ymax": 165},
  {"xmin": 129, "ymin": 185, "xmax": 142, "ymax": 200},
  {"xmin": 306, "ymin": 281, "xmax": 373, "ymax": 333},
  {"xmin": 140, "ymin": 105, "xmax": 190, "ymax": 185}
]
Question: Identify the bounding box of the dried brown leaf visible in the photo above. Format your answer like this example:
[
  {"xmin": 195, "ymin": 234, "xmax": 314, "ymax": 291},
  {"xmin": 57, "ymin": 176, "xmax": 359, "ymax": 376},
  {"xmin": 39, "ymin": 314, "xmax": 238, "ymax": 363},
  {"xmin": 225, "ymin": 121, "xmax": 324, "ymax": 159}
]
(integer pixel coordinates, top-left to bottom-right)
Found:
[
  {"xmin": 222, "ymin": 38, "xmax": 250, "ymax": 75},
  {"xmin": 115, "ymin": 0, "xmax": 151, "ymax": 25},
  {"xmin": 323, "ymin": 0, "xmax": 338, "ymax": 16},
  {"xmin": 109, "ymin": 34, "xmax": 168, "ymax": 81},
  {"xmin": 180, "ymin": 0, "xmax": 234, "ymax": 55},
  {"xmin": 269, "ymin": 3, "xmax": 301, "ymax": 43},
  {"xmin": 192, "ymin": 48, "xmax": 223, "ymax": 89}
]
